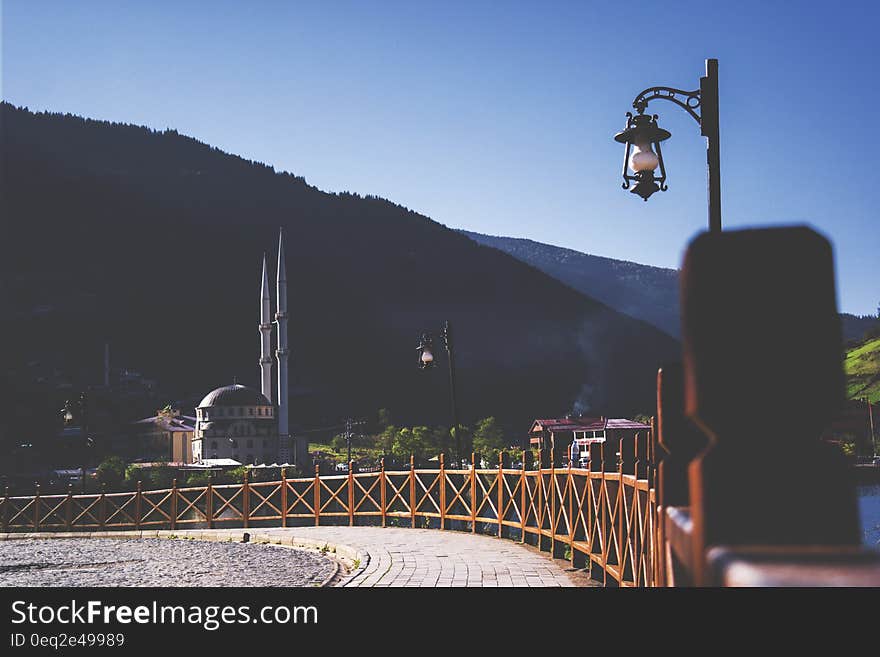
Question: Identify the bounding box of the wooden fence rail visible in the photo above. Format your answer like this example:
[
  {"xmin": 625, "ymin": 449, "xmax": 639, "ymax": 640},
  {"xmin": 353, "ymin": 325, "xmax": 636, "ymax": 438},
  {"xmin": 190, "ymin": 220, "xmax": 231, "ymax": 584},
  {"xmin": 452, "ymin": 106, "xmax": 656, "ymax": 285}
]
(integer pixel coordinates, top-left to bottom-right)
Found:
[{"xmin": 0, "ymin": 441, "xmax": 658, "ymax": 587}]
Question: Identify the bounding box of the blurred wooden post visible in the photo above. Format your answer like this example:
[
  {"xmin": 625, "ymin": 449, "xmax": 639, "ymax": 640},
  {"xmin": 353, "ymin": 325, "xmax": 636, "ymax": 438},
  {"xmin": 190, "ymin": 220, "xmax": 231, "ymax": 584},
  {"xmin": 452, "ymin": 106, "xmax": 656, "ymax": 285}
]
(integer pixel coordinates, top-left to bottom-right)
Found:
[
  {"xmin": 497, "ymin": 452, "xmax": 504, "ymax": 537},
  {"xmin": 619, "ymin": 434, "xmax": 635, "ymax": 476},
  {"xmin": 656, "ymin": 363, "xmax": 708, "ymax": 587},
  {"xmin": 65, "ymin": 484, "xmax": 73, "ymax": 531},
  {"xmin": 680, "ymin": 227, "xmax": 861, "ymax": 586},
  {"xmin": 470, "ymin": 452, "xmax": 477, "ymax": 533},
  {"xmin": 279, "ymin": 468, "xmax": 286, "ymax": 529},
  {"xmin": 380, "ymin": 458, "xmax": 386, "ymax": 528},
  {"xmin": 656, "ymin": 364, "xmax": 706, "ymax": 509},
  {"xmin": 170, "ymin": 479, "xmax": 178, "ymax": 531},
  {"xmin": 313, "ymin": 464, "xmax": 320, "ymax": 527},
  {"xmin": 33, "ymin": 483, "xmax": 40, "ymax": 531},
  {"xmin": 135, "ymin": 480, "xmax": 142, "ymax": 530},
  {"xmin": 439, "ymin": 453, "xmax": 447, "ymax": 530},
  {"xmin": 635, "ymin": 432, "xmax": 648, "ymax": 480},
  {"xmin": 520, "ymin": 450, "xmax": 527, "ymax": 543},
  {"xmin": 99, "ymin": 483, "xmax": 107, "ymax": 529},
  {"xmin": 536, "ymin": 448, "xmax": 543, "ymax": 544},
  {"xmin": 206, "ymin": 472, "xmax": 214, "ymax": 530},
  {"xmin": 410, "ymin": 454, "xmax": 416, "ymax": 529},
  {"xmin": 348, "ymin": 461, "xmax": 355, "ymax": 527}
]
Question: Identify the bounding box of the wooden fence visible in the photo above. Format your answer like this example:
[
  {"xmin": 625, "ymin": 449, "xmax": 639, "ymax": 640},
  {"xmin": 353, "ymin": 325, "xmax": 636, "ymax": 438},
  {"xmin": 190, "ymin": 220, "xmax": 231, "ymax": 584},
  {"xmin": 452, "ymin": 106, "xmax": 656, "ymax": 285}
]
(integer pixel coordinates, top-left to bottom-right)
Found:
[{"xmin": 1, "ymin": 436, "xmax": 658, "ymax": 587}]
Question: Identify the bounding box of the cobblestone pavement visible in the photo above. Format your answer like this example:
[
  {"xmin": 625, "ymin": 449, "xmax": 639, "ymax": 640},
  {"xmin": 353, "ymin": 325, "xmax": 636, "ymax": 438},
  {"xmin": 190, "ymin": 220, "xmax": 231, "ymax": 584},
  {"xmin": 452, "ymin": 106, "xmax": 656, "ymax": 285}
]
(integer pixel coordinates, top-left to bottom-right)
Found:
[
  {"xmin": 0, "ymin": 537, "xmax": 337, "ymax": 587},
  {"xmin": 0, "ymin": 527, "xmax": 581, "ymax": 587},
  {"xmin": 221, "ymin": 527, "xmax": 578, "ymax": 587}
]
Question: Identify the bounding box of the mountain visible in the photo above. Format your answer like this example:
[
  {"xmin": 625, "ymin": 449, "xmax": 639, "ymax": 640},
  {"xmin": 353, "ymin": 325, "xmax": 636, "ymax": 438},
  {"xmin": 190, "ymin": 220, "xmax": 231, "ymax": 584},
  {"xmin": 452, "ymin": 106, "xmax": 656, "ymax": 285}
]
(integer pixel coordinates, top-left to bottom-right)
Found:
[
  {"xmin": 461, "ymin": 231, "xmax": 681, "ymax": 338},
  {"xmin": 462, "ymin": 231, "xmax": 879, "ymax": 344},
  {"xmin": 846, "ymin": 336, "xmax": 880, "ymax": 404},
  {"xmin": 0, "ymin": 103, "xmax": 681, "ymax": 445},
  {"xmin": 841, "ymin": 314, "xmax": 880, "ymax": 346}
]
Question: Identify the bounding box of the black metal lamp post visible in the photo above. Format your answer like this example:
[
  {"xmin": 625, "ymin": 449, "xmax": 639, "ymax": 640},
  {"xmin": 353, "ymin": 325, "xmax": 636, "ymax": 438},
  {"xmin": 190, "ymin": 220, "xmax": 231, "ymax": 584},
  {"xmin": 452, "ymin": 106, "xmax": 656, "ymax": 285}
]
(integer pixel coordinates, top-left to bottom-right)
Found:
[
  {"xmin": 417, "ymin": 320, "xmax": 461, "ymax": 463},
  {"xmin": 63, "ymin": 393, "xmax": 93, "ymax": 493},
  {"xmin": 614, "ymin": 58, "xmax": 721, "ymax": 233}
]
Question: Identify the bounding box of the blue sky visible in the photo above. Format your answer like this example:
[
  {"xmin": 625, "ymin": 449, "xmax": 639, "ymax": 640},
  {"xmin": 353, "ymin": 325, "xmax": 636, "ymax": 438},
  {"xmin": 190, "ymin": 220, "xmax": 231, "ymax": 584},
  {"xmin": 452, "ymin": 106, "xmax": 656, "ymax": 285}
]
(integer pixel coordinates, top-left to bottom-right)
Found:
[{"xmin": 2, "ymin": 1, "xmax": 878, "ymax": 315}]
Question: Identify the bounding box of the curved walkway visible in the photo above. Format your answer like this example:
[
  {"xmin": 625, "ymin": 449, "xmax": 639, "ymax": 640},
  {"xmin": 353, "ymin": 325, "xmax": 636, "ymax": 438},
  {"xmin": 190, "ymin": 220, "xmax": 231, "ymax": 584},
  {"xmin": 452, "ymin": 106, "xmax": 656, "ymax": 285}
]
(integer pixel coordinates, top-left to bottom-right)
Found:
[
  {"xmin": 253, "ymin": 527, "xmax": 577, "ymax": 587},
  {"xmin": 2, "ymin": 527, "xmax": 579, "ymax": 588}
]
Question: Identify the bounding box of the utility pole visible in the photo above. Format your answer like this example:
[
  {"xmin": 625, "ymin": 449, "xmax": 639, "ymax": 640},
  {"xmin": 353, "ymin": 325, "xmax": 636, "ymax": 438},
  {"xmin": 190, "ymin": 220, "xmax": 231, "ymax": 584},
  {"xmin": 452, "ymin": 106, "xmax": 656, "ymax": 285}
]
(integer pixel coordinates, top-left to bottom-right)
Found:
[
  {"xmin": 868, "ymin": 397, "xmax": 876, "ymax": 459},
  {"xmin": 343, "ymin": 418, "xmax": 366, "ymax": 471}
]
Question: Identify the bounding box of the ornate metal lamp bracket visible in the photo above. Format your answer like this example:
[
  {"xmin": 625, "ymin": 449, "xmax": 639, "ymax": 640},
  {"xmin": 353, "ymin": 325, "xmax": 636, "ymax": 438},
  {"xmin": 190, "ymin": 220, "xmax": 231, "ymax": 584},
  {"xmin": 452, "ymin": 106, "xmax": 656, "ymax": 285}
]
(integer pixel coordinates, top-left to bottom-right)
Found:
[{"xmin": 633, "ymin": 86, "xmax": 702, "ymax": 125}]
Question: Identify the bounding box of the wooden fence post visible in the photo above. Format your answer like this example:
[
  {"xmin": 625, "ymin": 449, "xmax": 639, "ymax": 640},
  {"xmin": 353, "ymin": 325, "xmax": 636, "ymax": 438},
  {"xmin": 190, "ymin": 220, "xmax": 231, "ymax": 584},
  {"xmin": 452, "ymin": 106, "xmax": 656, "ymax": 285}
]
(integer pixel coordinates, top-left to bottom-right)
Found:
[
  {"xmin": 170, "ymin": 479, "xmax": 178, "ymax": 531},
  {"xmin": 549, "ymin": 449, "xmax": 556, "ymax": 555},
  {"xmin": 313, "ymin": 464, "xmax": 320, "ymax": 527},
  {"xmin": 2, "ymin": 486, "xmax": 9, "ymax": 533},
  {"xmin": 65, "ymin": 484, "xmax": 73, "ymax": 531},
  {"xmin": 568, "ymin": 459, "xmax": 575, "ymax": 565},
  {"xmin": 410, "ymin": 454, "xmax": 416, "ymax": 529},
  {"xmin": 380, "ymin": 458, "xmax": 386, "ymax": 528},
  {"xmin": 520, "ymin": 450, "xmax": 526, "ymax": 543},
  {"xmin": 470, "ymin": 452, "xmax": 477, "ymax": 533},
  {"xmin": 497, "ymin": 452, "xmax": 504, "ymax": 537},
  {"xmin": 243, "ymin": 471, "xmax": 252, "ymax": 529},
  {"xmin": 280, "ymin": 468, "xmax": 286, "ymax": 529},
  {"xmin": 439, "ymin": 453, "xmax": 446, "ymax": 531},
  {"xmin": 206, "ymin": 472, "xmax": 214, "ymax": 530},
  {"xmin": 99, "ymin": 483, "xmax": 107, "ymax": 529},
  {"xmin": 680, "ymin": 227, "xmax": 861, "ymax": 585},
  {"xmin": 536, "ymin": 448, "xmax": 543, "ymax": 544},
  {"xmin": 33, "ymin": 483, "xmax": 40, "ymax": 531},
  {"xmin": 135, "ymin": 480, "xmax": 142, "ymax": 530},
  {"xmin": 618, "ymin": 437, "xmax": 631, "ymax": 582},
  {"xmin": 349, "ymin": 461, "xmax": 355, "ymax": 527}
]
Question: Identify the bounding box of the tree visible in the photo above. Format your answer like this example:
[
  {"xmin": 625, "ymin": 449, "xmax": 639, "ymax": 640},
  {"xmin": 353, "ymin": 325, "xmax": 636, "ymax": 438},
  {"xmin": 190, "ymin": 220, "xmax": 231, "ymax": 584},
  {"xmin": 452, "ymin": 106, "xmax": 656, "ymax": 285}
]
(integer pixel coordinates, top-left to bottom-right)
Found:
[
  {"xmin": 377, "ymin": 408, "xmax": 393, "ymax": 431},
  {"xmin": 379, "ymin": 424, "xmax": 398, "ymax": 456},
  {"xmin": 330, "ymin": 433, "xmax": 348, "ymax": 453},
  {"xmin": 430, "ymin": 425, "xmax": 450, "ymax": 459},
  {"xmin": 472, "ymin": 417, "xmax": 505, "ymax": 465},
  {"xmin": 96, "ymin": 456, "xmax": 126, "ymax": 490},
  {"xmin": 148, "ymin": 465, "xmax": 176, "ymax": 490},
  {"xmin": 391, "ymin": 427, "xmax": 429, "ymax": 464},
  {"xmin": 185, "ymin": 471, "xmax": 211, "ymax": 487}
]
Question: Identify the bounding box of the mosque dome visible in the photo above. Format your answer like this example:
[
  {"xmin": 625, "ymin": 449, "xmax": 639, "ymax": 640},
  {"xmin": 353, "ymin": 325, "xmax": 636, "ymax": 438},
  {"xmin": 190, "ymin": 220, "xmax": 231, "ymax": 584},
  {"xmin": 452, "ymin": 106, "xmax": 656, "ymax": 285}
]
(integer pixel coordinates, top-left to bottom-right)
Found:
[{"xmin": 197, "ymin": 384, "xmax": 271, "ymax": 408}]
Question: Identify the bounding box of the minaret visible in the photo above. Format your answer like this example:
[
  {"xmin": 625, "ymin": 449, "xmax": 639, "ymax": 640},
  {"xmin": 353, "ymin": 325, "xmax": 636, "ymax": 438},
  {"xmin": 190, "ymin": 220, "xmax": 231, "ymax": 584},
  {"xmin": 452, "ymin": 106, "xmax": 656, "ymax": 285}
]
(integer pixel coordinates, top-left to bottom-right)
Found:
[
  {"xmin": 275, "ymin": 228, "xmax": 291, "ymax": 463},
  {"xmin": 259, "ymin": 254, "xmax": 273, "ymax": 403}
]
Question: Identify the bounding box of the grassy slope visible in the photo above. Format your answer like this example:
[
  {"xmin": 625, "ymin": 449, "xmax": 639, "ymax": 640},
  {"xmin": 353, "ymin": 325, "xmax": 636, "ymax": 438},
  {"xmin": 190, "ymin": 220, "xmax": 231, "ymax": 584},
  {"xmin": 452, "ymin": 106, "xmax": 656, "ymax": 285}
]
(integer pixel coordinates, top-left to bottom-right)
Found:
[{"xmin": 845, "ymin": 337, "xmax": 880, "ymax": 403}]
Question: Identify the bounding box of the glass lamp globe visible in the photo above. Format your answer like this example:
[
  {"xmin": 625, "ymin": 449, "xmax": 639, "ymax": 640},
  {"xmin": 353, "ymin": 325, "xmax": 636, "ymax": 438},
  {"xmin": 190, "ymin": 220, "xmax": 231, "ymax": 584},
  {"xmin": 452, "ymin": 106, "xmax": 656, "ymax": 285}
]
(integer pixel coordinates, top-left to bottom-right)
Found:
[
  {"xmin": 629, "ymin": 142, "xmax": 659, "ymax": 173},
  {"xmin": 421, "ymin": 349, "xmax": 434, "ymax": 364}
]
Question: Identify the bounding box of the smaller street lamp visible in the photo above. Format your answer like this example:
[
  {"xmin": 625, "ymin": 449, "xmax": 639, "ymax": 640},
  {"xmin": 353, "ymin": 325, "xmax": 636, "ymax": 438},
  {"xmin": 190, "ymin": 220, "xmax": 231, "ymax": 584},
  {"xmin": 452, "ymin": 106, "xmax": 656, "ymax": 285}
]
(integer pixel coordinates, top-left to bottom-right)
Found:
[
  {"xmin": 417, "ymin": 333, "xmax": 435, "ymax": 369},
  {"xmin": 417, "ymin": 321, "xmax": 462, "ymax": 463}
]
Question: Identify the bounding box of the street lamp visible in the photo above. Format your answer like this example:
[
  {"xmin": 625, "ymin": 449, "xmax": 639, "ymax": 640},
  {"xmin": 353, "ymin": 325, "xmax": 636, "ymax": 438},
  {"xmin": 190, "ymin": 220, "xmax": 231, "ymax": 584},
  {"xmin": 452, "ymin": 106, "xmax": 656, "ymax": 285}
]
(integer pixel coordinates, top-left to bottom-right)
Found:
[
  {"xmin": 417, "ymin": 333, "xmax": 435, "ymax": 369},
  {"xmin": 62, "ymin": 392, "xmax": 93, "ymax": 493},
  {"xmin": 417, "ymin": 320, "xmax": 462, "ymax": 463},
  {"xmin": 614, "ymin": 58, "xmax": 722, "ymax": 233}
]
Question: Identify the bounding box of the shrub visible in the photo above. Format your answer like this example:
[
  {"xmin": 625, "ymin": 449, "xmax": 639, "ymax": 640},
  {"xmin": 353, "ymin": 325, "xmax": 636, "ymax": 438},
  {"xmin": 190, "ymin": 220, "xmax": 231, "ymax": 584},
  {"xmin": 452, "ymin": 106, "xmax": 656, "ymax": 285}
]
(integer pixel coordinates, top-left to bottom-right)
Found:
[
  {"xmin": 185, "ymin": 471, "xmax": 212, "ymax": 487},
  {"xmin": 96, "ymin": 456, "xmax": 126, "ymax": 490}
]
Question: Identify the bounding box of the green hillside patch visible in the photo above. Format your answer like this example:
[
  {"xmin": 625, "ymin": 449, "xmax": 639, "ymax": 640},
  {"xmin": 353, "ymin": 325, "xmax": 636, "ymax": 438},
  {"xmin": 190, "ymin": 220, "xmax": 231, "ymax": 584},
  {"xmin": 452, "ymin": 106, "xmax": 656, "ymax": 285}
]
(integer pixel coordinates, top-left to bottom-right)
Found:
[{"xmin": 845, "ymin": 337, "xmax": 880, "ymax": 404}]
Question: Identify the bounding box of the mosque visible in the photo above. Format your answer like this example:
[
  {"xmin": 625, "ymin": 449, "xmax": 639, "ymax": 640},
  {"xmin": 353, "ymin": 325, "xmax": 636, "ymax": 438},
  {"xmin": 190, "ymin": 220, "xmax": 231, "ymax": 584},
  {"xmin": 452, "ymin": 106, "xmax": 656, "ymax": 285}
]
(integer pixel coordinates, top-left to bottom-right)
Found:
[{"xmin": 191, "ymin": 229, "xmax": 308, "ymax": 467}]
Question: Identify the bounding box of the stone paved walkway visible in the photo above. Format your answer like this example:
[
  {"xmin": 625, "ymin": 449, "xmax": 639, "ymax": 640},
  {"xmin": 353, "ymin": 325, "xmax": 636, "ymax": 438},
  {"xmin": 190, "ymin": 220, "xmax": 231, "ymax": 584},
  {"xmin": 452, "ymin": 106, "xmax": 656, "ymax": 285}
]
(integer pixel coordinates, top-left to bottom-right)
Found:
[
  {"xmin": 251, "ymin": 527, "xmax": 577, "ymax": 587},
  {"xmin": 2, "ymin": 527, "xmax": 579, "ymax": 588}
]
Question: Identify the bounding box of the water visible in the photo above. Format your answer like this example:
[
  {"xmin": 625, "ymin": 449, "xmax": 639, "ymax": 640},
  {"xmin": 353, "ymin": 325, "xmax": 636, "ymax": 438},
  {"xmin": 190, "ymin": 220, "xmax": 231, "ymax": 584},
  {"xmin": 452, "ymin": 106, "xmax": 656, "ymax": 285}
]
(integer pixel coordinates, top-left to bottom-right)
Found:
[{"xmin": 859, "ymin": 485, "xmax": 880, "ymax": 549}]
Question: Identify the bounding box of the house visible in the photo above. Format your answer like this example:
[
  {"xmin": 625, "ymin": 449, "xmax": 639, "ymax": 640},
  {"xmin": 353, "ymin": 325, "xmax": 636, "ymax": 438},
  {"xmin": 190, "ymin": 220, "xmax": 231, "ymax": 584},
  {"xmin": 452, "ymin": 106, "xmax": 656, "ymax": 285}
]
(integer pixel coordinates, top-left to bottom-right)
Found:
[
  {"xmin": 129, "ymin": 408, "xmax": 196, "ymax": 463},
  {"xmin": 528, "ymin": 416, "xmax": 651, "ymax": 467},
  {"xmin": 820, "ymin": 398, "xmax": 878, "ymax": 457}
]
